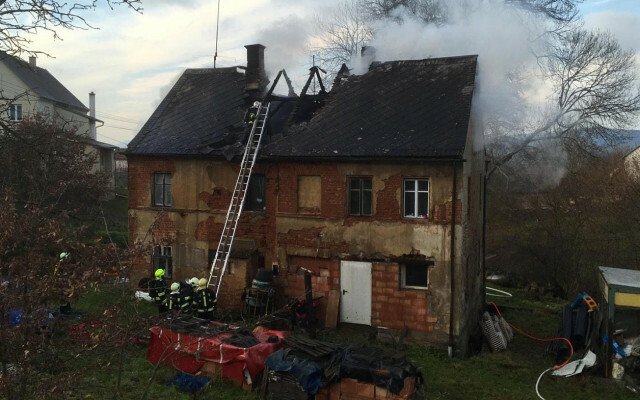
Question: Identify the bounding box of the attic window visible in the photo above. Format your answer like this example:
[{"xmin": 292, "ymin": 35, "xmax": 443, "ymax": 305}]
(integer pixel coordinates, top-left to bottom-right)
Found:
[
  {"xmin": 9, "ymin": 104, "xmax": 22, "ymax": 121},
  {"xmin": 153, "ymin": 173, "xmax": 173, "ymax": 207}
]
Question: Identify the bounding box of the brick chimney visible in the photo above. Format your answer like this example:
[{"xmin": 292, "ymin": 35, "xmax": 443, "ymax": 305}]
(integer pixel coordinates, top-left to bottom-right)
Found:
[{"xmin": 245, "ymin": 44, "xmax": 267, "ymax": 98}]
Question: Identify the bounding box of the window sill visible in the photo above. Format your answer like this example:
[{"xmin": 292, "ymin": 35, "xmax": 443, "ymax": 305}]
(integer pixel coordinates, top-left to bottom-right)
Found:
[{"xmin": 400, "ymin": 285, "xmax": 429, "ymax": 291}]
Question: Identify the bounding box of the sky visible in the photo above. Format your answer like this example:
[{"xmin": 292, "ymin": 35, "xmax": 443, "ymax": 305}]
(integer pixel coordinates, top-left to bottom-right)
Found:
[{"xmin": 28, "ymin": 0, "xmax": 640, "ymax": 147}]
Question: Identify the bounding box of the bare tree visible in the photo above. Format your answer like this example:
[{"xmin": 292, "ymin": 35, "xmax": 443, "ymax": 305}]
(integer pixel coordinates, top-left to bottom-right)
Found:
[
  {"xmin": 313, "ymin": 0, "xmax": 374, "ymax": 74},
  {"xmin": 488, "ymin": 29, "xmax": 640, "ymax": 176},
  {"xmin": 0, "ymin": 0, "xmax": 142, "ymax": 56}
]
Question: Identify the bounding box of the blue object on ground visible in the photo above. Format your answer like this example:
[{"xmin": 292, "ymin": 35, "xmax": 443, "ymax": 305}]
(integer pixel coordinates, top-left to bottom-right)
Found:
[{"xmin": 169, "ymin": 372, "xmax": 210, "ymax": 393}]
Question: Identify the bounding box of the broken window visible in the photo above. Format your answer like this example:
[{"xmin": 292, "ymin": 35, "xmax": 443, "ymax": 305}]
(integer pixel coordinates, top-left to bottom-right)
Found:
[
  {"xmin": 8, "ymin": 104, "xmax": 22, "ymax": 121},
  {"xmin": 152, "ymin": 245, "xmax": 173, "ymax": 279},
  {"xmin": 153, "ymin": 172, "xmax": 173, "ymax": 207},
  {"xmin": 403, "ymin": 178, "xmax": 429, "ymax": 218},
  {"xmin": 348, "ymin": 177, "xmax": 372, "ymax": 216},
  {"xmin": 245, "ymin": 174, "xmax": 266, "ymax": 211},
  {"xmin": 400, "ymin": 261, "xmax": 430, "ymax": 289}
]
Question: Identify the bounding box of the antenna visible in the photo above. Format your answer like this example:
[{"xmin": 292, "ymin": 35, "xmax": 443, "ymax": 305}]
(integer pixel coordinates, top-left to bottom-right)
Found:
[{"xmin": 214, "ymin": 0, "xmax": 221, "ymax": 68}]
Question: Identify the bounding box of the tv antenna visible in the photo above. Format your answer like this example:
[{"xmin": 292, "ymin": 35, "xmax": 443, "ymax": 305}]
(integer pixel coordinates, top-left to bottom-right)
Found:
[{"xmin": 214, "ymin": 0, "xmax": 221, "ymax": 68}]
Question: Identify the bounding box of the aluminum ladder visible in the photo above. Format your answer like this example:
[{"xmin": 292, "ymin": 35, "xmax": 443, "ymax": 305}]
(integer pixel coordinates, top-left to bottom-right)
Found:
[{"xmin": 207, "ymin": 102, "xmax": 271, "ymax": 297}]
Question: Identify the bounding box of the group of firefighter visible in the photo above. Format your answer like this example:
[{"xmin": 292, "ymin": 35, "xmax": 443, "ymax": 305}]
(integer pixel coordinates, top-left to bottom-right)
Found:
[{"xmin": 148, "ymin": 269, "xmax": 216, "ymax": 319}]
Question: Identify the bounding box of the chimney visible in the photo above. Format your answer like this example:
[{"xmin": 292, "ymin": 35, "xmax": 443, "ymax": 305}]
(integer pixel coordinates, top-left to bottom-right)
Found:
[
  {"xmin": 361, "ymin": 46, "xmax": 379, "ymax": 70},
  {"xmin": 245, "ymin": 44, "xmax": 267, "ymax": 98},
  {"xmin": 89, "ymin": 92, "xmax": 97, "ymax": 140},
  {"xmin": 28, "ymin": 56, "xmax": 36, "ymax": 68}
]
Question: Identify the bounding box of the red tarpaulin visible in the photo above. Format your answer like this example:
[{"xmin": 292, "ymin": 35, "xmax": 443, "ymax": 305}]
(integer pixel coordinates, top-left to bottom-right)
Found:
[{"xmin": 147, "ymin": 322, "xmax": 286, "ymax": 384}]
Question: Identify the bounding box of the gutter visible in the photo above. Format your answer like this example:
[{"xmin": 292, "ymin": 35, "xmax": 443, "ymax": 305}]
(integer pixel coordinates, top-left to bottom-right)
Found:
[{"xmin": 448, "ymin": 161, "xmax": 459, "ymax": 358}]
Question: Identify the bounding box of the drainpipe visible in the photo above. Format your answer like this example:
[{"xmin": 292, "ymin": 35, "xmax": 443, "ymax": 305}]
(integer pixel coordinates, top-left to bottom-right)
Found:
[
  {"xmin": 482, "ymin": 159, "xmax": 489, "ymax": 304},
  {"xmin": 448, "ymin": 161, "xmax": 458, "ymax": 358}
]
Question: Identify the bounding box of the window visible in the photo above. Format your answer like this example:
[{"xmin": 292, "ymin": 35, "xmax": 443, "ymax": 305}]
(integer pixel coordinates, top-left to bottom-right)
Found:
[
  {"xmin": 298, "ymin": 176, "xmax": 321, "ymax": 212},
  {"xmin": 400, "ymin": 261, "xmax": 430, "ymax": 289},
  {"xmin": 245, "ymin": 174, "xmax": 266, "ymax": 211},
  {"xmin": 8, "ymin": 104, "xmax": 22, "ymax": 121},
  {"xmin": 153, "ymin": 173, "xmax": 173, "ymax": 207},
  {"xmin": 403, "ymin": 178, "xmax": 429, "ymax": 218},
  {"xmin": 348, "ymin": 177, "xmax": 372, "ymax": 216},
  {"xmin": 152, "ymin": 245, "xmax": 173, "ymax": 279}
]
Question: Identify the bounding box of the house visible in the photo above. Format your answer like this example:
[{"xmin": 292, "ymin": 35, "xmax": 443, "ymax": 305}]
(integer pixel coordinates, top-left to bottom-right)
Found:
[
  {"xmin": 0, "ymin": 52, "xmax": 116, "ymax": 189},
  {"xmin": 127, "ymin": 44, "xmax": 485, "ymax": 356}
]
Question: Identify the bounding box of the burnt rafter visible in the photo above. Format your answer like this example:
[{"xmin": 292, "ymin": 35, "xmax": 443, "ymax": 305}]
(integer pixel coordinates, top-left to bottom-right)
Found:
[{"xmin": 301, "ymin": 66, "xmax": 327, "ymax": 96}]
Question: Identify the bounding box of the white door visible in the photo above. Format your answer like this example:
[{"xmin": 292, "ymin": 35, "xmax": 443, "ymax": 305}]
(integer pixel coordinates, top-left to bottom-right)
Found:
[{"xmin": 340, "ymin": 261, "xmax": 372, "ymax": 325}]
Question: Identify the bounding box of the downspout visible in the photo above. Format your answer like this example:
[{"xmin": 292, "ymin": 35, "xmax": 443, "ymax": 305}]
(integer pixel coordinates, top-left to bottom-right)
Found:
[
  {"xmin": 482, "ymin": 159, "xmax": 489, "ymax": 304},
  {"xmin": 448, "ymin": 161, "xmax": 458, "ymax": 358}
]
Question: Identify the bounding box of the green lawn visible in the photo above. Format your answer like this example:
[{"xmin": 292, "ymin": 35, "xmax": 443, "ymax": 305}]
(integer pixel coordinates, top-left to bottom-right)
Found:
[{"xmin": 51, "ymin": 285, "xmax": 635, "ymax": 400}]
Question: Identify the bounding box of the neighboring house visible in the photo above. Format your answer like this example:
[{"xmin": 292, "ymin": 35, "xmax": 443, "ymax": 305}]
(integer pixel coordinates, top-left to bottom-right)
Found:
[
  {"xmin": 127, "ymin": 44, "xmax": 485, "ymax": 356},
  {"xmin": 625, "ymin": 144, "xmax": 640, "ymax": 178},
  {"xmin": 0, "ymin": 52, "xmax": 116, "ymax": 189}
]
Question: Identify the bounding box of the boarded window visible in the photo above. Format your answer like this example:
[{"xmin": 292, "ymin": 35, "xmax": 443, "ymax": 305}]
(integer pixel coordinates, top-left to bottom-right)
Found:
[
  {"xmin": 298, "ymin": 176, "xmax": 321, "ymax": 212},
  {"xmin": 348, "ymin": 177, "xmax": 372, "ymax": 216}
]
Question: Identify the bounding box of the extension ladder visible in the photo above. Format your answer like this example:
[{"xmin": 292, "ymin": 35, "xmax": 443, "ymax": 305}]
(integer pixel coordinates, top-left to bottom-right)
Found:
[{"xmin": 207, "ymin": 102, "xmax": 271, "ymax": 297}]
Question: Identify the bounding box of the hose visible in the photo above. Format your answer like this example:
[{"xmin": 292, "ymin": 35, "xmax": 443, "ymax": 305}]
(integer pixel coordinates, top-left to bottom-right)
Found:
[
  {"xmin": 490, "ymin": 302, "xmax": 575, "ymax": 400},
  {"xmin": 486, "ymin": 286, "xmax": 513, "ymax": 298},
  {"xmin": 536, "ymin": 368, "xmax": 552, "ymax": 400}
]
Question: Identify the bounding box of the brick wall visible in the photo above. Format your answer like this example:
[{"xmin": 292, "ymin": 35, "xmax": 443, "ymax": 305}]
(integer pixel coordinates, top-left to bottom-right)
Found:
[
  {"xmin": 371, "ymin": 262, "xmax": 433, "ymax": 332},
  {"xmin": 128, "ymin": 157, "xmax": 175, "ymax": 209}
]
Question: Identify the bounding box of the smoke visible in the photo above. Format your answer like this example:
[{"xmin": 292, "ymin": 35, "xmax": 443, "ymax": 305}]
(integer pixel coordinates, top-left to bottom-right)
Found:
[
  {"xmin": 256, "ymin": 14, "xmax": 313, "ymax": 94},
  {"xmin": 349, "ymin": 0, "xmax": 565, "ymax": 186}
]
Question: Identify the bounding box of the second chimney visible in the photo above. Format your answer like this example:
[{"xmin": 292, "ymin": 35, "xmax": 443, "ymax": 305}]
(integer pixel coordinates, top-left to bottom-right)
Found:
[
  {"xmin": 89, "ymin": 92, "xmax": 97, "ymax": 140},
  {"xmin": 29, "ymin": 56, "xmax": 36, "ymax": 68},
  {"xmin": 245, "ymin": 44, "xmax": 267, "ymax": 97}
]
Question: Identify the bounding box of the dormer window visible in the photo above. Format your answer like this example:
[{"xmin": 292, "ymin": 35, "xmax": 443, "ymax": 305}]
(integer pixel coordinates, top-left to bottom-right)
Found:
[{"xmin": 9, "ymin": 104, "xmax": 22, "ymax": 121}]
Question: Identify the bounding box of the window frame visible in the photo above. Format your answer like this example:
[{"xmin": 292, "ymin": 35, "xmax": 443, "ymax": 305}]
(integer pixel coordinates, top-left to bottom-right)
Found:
[
  {"xmin": 152, "ymin": 245, "xmax": 173, "ymax": 279},
  {"xmin": 153, "ymin": 172, "xmax": 173, "ymax": 207},
  {"xmin": 348, "ymin": 176, "xmax": 373, "ymax": 216},
  {"xmin": 9, "ymin": 104, "xmax": 22, "ymax": 122},
  {"xmin": 403, "ymin": 178, "xmax": 429, "ymax": 219},
  {"xmin": 400, "ymin": 262, "xmax": 431, "ymax": 290},
  {"xmin": 244, "ymin": 173, "xmax": 266, "ymax": 211}
]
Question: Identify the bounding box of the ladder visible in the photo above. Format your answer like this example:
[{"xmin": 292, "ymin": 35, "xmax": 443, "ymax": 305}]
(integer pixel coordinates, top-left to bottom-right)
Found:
[{"xmin": 207, "ymin": 101, "xmax": 271, "ymax": 297}]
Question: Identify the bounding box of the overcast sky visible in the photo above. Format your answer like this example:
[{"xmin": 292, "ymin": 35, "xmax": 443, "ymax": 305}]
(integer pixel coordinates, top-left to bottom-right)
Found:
[{"xmin": 29, "ymin": 0, "xmax": 640, "ymax": 147}]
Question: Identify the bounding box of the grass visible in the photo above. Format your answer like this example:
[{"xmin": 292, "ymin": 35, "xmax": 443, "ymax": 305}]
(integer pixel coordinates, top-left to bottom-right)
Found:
[{"xmin": 48, "ymin": 285, "xmax": 637, "ymax": 399}]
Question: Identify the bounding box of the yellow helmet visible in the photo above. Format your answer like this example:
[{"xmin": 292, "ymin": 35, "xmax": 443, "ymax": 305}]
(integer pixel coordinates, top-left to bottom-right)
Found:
[
  {"xmin": 198, "ymin": 278, "xmax": 207, "ymax": 288},
  {"xmin": 170, "ymin": 282, "xmax": 180, "ymax": 292},
  {"xmin": 154, "ymin": 269, "xmax": 165, "ymax": 278}
]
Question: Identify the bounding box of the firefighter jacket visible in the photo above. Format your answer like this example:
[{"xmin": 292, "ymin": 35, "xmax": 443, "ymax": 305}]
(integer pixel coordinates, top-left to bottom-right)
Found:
[
  {"xmin": 166, "ymin": 291, "xmax": 181, "ymax": 311},
  {"xmin": 194, "ymin": 288, "xmax": 216, "ymax": 313},
  {"xmin": 148, "ymin": 278, "xmax": 167, "ymax": 305}
]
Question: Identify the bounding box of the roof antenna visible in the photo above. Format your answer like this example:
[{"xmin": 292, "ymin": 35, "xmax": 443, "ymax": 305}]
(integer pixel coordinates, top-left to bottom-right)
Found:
[{"xmin": 213, "ymin": 0, "xmax": 221, "ymax": 68}]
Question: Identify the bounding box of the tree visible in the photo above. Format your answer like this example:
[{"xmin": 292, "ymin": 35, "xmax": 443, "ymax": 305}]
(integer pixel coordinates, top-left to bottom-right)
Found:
[
  {"xmin": 0, "ymin": 0, "xmax": 142, "ymax": 56},
  {"xmin": 488, "ymin": 29, "xmax": 640, "ymax": 177},
  {"xmin": 0, "ymin": 117, "xmax": 141, "ymax": 398}
]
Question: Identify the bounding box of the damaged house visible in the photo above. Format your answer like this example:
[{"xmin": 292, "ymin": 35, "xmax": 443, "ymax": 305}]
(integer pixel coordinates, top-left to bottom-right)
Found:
[{"xmin": 127, "ymin": 44, "xmax": 485, "ymax": 355}]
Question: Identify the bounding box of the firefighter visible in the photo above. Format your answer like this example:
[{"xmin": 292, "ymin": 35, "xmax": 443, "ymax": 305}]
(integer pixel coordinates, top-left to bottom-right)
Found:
[
  {"xmin": 166, "ymin": 282, "xmax": 181, "ymax": 311},
  {"xmin": 179, "ymin": 278, "xmax": 195, "ymax": 310},
  {"xmin": 194, "ymin": 278, "xmax": 216, "ymax": 320},
  {"xmin": 246, "ymin": 101, "xmax": 261, "ymax": 125},
  {"xmin": 148, "ymin": 268, "xmax": 169, "ymax": 313}
]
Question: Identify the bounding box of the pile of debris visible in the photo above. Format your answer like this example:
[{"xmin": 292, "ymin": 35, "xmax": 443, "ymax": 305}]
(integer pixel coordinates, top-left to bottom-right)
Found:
[{"xmin": 260, "ymin": 335, "xmax": 423, "ymax": 400}]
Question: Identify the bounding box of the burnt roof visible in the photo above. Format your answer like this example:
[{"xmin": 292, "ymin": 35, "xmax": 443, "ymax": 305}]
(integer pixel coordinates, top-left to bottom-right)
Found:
[
  {"xmin": 263, "ymin": 55, "xmax": 477, "ymax": 160},
  {"xmin": 128, "ymin": 55, "xmax": 478, "ymax": 161},
  {"xmin": 0, "ymin": 52, "xmax": 88, "ymax": 112}
]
